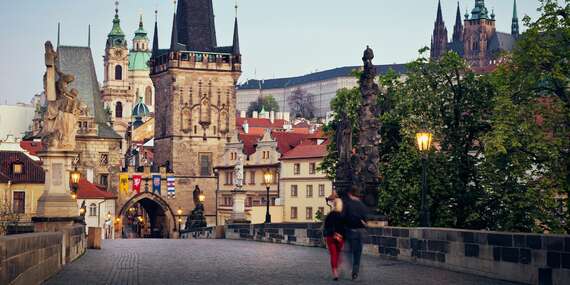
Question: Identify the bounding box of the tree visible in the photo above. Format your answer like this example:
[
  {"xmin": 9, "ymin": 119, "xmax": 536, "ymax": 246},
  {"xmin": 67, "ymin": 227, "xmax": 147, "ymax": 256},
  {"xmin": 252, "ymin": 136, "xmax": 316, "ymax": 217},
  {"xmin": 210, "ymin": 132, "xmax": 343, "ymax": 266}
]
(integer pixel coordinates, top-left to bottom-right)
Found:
[
  {"xmin": 246, "ymin": 95, "xmax": 279, "ymax": 117},
  {"xmin": 288, "ymin": 88, "xmax": 316, "ymax": 119}
]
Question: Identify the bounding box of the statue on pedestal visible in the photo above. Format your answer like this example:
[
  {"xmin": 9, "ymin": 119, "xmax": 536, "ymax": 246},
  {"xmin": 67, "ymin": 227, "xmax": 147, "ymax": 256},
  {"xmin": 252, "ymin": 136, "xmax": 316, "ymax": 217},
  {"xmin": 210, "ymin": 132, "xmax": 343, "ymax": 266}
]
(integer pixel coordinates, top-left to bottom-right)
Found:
[
  {"xmin": 333, "ymin": 111, "xmax": 353, "ymax": 197},
  {"xmin": 41, "ymin": 41, "xmax": 82, "ymax": 151},
  {"xmin": 233, "ymin": 153, "xmax": 244, "ymax": 190}
]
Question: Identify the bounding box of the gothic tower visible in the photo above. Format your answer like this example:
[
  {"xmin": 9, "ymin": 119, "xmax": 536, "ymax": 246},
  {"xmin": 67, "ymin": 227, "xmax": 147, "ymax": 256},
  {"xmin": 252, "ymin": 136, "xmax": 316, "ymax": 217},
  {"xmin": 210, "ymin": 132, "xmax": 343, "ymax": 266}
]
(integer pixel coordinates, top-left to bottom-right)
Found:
[
  {"xmin": 511, "ymin": 0, "xmax": 520, "ymax": 38},
  {"xmin": 463, "ymin": 0, "xmax": 496, "ymax": 68},
  {"xmin": 101, "ymin": 2, "xmax": 132, "ymax": 140},
  {"xmin": 128, "ymin": 14, "xmax": 154, "ymax": 113},
  {"xmin": 430, "ymin": 0, "xmax": 448, "ymax": 59},
  {"xmin": 150, "ymin": 0, "xmax": 242, "ymax": 223}
]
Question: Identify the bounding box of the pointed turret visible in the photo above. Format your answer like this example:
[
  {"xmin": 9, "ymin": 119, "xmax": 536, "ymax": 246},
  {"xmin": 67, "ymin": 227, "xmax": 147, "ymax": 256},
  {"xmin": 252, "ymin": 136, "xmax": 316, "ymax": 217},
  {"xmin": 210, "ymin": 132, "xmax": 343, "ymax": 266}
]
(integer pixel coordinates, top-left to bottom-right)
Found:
[
  {"xmin": 452, "ymin": 2, "xmax": 463, "ymax": 42},
  {"xmin": 232, "ymin": 17, "xmax": 240, "ymax": 56},
  {"xmin": 470, "ymin": 0, "xmax": 490, "ymax": 20},
  {"xmin": 107, "ymin": 1, "xmax": 126, "ymax": 48},
  {"xmin": 152, "ymin": 10, "xmax": 159, "ymax": 56},
  {"xmin": 132, "ymin": 13, "xmax": 149, "ymax": 52},
  {"xmin": 512, "ymin": 0, "xmax": 520, "ymax": 38},
  {"xmin": 170, "ymin": 10, "xmax": 181, "ymax": 51},
  {"xmin": 175, "ymin": 0, "xmax": 217, "ymax": 52},
  {"xmin": 430, "ymin": 0, "xmax": 448, "ymax": 59}
]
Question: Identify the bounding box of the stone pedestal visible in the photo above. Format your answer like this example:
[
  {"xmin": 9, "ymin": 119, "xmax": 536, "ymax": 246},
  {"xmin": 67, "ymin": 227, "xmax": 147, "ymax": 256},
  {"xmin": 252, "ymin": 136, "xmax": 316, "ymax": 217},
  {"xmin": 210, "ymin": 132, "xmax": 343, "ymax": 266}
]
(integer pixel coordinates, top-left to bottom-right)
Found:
[
  {"xmin": 229, "ymin": 188, "xmax": 250, "ymax": 224},
  {"xmin": 32, "ymin": 150, "xmax": 82, "ymax": 232}
]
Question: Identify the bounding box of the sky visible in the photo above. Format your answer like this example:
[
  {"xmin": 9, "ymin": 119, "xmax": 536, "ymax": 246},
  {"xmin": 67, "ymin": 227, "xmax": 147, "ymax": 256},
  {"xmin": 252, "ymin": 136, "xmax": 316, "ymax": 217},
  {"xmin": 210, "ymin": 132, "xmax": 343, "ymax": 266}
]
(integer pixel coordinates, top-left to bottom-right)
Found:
[{"xmin": 0, "ymin": 0, "xmax": 542, "ymax": 105}]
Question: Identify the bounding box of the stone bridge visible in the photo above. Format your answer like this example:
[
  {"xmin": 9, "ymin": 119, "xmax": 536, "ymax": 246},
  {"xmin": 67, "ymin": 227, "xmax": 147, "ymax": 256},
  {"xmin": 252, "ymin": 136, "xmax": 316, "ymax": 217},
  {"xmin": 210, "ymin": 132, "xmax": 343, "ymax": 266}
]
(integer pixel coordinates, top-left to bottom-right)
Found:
[{"xmin": 43, "ymin": 239, "xmax": 520, "ymax": 285}]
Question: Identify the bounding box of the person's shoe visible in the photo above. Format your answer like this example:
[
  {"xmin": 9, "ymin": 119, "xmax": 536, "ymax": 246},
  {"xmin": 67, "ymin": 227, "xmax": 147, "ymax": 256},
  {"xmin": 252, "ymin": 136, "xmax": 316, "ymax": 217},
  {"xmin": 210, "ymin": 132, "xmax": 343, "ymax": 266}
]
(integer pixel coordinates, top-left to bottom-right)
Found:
[
  {"xmin": 333, "ymin": 277, "xmax": 339, "ymax": 281},
  {"xmin": 352, "ymin": 272, "xmax": 358, "ymax": 280}
]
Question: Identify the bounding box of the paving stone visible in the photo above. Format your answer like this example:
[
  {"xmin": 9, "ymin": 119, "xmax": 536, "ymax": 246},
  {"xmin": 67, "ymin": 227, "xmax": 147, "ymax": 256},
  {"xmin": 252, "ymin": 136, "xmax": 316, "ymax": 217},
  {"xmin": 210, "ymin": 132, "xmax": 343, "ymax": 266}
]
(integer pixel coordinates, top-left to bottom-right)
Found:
[{"xmin": 43, "ymin": 239, "xmax": 523, "ymax": 285}]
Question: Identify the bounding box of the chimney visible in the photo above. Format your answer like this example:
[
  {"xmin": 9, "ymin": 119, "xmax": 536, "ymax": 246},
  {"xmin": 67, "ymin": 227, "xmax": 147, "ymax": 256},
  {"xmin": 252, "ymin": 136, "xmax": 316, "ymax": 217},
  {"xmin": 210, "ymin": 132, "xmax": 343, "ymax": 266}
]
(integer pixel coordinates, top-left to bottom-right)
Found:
[
  {"xmin": 253, "ymin": 111, "xmax": 258, "ymax": 119},
  {"xmin": 243, "ymin": 120, "xmax": 249, "ymax": 134},
  {"xmin": 240, "ymin": 110, "xmax": 246, "ymax": 118},
  {"xmin": 270, "ymin": 111, "xmax": 275, "ymax": 123}
]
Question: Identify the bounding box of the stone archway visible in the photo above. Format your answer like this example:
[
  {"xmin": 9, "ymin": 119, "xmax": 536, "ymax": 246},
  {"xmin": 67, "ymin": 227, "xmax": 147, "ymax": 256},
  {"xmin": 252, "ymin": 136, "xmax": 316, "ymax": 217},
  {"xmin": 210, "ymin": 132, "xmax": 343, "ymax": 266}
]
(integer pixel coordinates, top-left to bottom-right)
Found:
[{"xmin": 118, "ymin": 192, "xmax": 178, "ymax": 239}]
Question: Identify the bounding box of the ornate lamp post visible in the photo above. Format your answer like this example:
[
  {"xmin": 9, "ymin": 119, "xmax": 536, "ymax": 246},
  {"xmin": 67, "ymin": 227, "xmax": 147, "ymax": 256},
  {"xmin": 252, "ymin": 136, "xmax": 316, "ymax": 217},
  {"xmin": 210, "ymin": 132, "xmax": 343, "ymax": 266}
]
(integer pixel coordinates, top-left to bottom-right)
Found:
[
  {"xmin": 263, "ymin": 170, "xmax": 273, "ymax": 224},
  {"xmin": 70, "ymin": 167, "xmax": 81, "ymax": 199},
  {"xmin": 416, "ymin": 129, "xmax": 433, "ymax": 227}
]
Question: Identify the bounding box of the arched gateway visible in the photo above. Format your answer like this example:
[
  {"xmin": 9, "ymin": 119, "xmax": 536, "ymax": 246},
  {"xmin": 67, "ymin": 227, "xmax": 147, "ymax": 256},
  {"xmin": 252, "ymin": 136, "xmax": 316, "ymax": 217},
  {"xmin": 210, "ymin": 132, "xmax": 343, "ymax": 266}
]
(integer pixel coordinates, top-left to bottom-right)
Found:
[{"xmin": 117, "ymin": 192, "xmax": 179, "ymax": 239}]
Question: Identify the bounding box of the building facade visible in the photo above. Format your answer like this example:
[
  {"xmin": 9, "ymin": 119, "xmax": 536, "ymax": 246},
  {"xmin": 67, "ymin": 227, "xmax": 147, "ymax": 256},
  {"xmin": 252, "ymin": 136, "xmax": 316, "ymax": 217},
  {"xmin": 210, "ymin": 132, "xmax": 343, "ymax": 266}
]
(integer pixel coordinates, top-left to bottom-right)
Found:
[
  {"xmin": 76, "ymin": 178, "xmax": 117, "ymax": 239},
  {"xmin": 0, "ymin": 104, "xmax": 35, "ymax": 140},
  {"xmin": 237, "ymin": 64, "xmax": 405, "ymax": 119},
  {"xmin": 280, "ymin": 143, "xmax": 332, "ymax": 223},
  {"xmin": 430, "ymin": 0, "xmax": 520, "ymax": 72}
]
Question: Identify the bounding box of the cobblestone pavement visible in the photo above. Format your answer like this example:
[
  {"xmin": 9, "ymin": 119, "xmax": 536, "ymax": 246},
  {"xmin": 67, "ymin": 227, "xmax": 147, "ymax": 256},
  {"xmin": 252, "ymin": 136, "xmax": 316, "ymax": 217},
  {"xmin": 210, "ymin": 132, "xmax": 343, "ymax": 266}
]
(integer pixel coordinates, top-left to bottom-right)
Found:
[{"xmin": 44, "ymin": 239, "xmax": 522, "ymax": 285}]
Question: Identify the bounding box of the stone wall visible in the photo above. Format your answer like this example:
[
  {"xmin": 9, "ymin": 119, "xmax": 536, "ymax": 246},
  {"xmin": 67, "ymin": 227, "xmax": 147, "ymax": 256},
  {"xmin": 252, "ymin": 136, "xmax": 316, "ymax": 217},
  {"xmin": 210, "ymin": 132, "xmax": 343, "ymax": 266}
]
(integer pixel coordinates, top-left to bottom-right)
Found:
[
  {"xmin": 224, "ymin": 223, "xmax": 570, "ymax": 285},
  {"xmin": 0, "ymin": 225, "xmax": 86, "ymax": 285},
  {"xmin": 225, "ymin": 223, "xmax": 324, "ymax": 247},
  {"xmin": 180, "ymin": 226, "xmax": 224, "ymax": 239}
]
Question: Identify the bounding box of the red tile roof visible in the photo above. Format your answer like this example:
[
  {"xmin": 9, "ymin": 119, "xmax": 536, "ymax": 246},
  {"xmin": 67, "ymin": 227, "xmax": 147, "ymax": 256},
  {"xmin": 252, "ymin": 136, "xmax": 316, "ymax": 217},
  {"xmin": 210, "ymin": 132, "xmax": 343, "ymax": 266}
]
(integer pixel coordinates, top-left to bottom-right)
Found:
[
  {"xmin": 20, "ymin": 141, "xmax": 44, "ymax": 156},
  {"xmin": 0, "ymin": 151, "xmax": 45, "ymax": 184},
  {"xmin": 237, "ymin": 131, "xmax": 311, "ymax": 156},
  {"xmin": 77, "ymin": 178, "xmax": 116, "ymax": 199},
  {"xmin": 236, "ymin": 117, "xmax": 287, "ymax": 129},
  {"xmin": 280, "ymin": 144, "xmax": 328, "ymax": 160}
]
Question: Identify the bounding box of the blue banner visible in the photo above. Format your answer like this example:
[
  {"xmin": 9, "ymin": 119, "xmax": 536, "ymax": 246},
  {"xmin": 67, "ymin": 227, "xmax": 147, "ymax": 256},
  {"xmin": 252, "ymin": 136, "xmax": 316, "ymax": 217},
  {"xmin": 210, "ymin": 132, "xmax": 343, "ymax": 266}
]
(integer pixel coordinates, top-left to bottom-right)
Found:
[{"xmin": 152, "ymin": 175, "xmax": 161, "ymax": 195}]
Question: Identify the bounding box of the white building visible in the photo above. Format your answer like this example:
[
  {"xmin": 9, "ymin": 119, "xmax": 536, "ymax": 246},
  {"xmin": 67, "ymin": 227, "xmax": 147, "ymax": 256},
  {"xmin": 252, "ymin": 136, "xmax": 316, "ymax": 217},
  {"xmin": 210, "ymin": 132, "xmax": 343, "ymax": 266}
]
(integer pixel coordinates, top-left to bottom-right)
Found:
[
  {"xmin": 0, "ymin": 103, "xmax": 35, "ymax": 140},
  {"xmin": 236, "ymin": 64, "xmax": 406, "ymax": 118},
  {"xmin": 76, "ymin": 179, "xmax": 117, "ymax": 239}
]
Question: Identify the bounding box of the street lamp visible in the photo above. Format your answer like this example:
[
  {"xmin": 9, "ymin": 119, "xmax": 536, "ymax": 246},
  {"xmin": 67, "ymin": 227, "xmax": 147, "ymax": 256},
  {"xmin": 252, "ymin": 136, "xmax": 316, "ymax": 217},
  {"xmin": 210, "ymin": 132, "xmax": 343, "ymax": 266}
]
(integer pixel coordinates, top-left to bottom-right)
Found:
[
  {"xmin": 70, "ymin": 167, "xmax": 81, "ymax": 199},
  {"xmin": 177, "ymin": 207, "xmax": 183, "ymax": 233},
  {"xmin": 416, "ymin": 129, "xmax": 433, "ymax": 227},
  {"xmin": 263, "ymin": 170, "xmax": 273, "ymax": 224}
]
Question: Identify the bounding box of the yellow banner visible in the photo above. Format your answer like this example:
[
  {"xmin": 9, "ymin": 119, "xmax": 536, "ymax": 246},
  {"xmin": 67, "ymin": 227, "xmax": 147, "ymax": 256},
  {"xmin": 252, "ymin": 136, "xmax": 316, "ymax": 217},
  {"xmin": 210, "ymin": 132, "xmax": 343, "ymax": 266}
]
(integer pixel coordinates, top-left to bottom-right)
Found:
[{"xmin": 119, "ymin": 174, "xmax": 129, "ymax": 194}]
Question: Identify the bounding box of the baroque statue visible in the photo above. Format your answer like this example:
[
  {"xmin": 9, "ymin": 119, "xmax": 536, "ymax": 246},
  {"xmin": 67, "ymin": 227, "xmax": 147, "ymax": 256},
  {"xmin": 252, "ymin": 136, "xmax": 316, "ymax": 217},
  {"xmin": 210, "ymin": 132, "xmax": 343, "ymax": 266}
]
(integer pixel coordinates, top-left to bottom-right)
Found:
[
  {"xmin": 41, "ymin": 41, "xmax": 81, "ymax": 151},
  {"xmin": 234, "ymin": 153, "xmax": 244, "ymax": 189}
]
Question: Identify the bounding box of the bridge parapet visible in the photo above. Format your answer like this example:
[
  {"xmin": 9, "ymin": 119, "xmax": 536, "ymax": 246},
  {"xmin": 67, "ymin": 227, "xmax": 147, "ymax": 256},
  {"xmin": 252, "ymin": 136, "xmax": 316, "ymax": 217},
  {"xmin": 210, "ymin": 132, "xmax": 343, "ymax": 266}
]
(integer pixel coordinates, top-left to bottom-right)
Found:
[{"xmin": 224, "ymin": 223, "xmax": 570, "ymax": 285}]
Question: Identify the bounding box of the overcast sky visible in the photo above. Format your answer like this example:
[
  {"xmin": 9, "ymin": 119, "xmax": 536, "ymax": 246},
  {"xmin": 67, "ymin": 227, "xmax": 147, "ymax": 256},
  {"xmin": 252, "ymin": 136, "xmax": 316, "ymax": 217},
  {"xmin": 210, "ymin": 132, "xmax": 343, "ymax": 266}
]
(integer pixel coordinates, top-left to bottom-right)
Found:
[{"xmin": 0, "ymin": 0, "xmax": 541, "ymax": 105}]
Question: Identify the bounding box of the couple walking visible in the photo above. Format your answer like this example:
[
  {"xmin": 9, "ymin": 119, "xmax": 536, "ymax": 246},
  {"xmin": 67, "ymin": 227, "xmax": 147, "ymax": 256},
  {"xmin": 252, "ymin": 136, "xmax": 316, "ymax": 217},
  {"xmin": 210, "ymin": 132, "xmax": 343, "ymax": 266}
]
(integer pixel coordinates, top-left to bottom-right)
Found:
[{"xmin": 323, "ymin": 190, "xmax": 368, "ymax": 281}]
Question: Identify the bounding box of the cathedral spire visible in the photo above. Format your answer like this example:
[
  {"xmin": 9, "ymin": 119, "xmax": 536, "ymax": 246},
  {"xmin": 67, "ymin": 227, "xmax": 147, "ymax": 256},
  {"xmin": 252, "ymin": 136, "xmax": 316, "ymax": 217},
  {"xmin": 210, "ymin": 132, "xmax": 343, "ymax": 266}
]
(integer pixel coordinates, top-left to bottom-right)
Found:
[
  {"xmin": 512, "ymin": 0, "xmax": 520, "ymax": 37},
  {"xmin": 452, "ymin": 2, "xmax": 463, "ymax": 42},
  {"xmin": 170, "ymin": 2, "xmax": 181, "ymax": 51},
  {"xmin": 152, "ymin": 10, "xmax": 159, "ymax": 56},
  {"xmin": 430, "ymin": 0, "xmax": 448, "ymax": 60},
  {"xmin": 175, "ymin": 0, "xmax": 217, "ymax": 52}
]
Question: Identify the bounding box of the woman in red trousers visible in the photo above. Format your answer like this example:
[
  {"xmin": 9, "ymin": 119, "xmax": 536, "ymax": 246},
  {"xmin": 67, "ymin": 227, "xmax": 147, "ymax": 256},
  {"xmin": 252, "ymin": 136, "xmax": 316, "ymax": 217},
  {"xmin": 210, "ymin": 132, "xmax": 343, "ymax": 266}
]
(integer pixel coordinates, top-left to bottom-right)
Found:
[{"xmin": 323, "ymin": 193, "xmax": 345, "ymax": 281}]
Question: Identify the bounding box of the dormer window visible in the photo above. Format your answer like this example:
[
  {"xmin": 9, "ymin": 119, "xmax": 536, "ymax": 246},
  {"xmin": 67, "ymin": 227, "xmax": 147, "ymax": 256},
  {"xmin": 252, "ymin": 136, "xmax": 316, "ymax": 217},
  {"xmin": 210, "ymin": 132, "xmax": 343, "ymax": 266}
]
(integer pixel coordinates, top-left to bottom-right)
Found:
[{"xmin": 12, "ymin": 163, "xmax": 24, "ymax": 174}]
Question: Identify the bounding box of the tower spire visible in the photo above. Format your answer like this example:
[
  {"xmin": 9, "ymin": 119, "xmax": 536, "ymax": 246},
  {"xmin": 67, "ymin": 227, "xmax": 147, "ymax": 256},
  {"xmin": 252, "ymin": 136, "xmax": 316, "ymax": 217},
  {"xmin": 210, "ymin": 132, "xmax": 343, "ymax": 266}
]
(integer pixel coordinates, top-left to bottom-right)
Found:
[
  {"xmin": 512, "ymin": 0, "xmax": 520, "ymax": 37},
  {"xmin": 430, "ymin": 0, "xmax": 448, "ymax": 60},
  {"xmin": 57, "ymin": 22, "xmax": 61, "ymax": 48},
  {"xmin": 88, "ymin": 24, "xmax": 91, "ymax": 47},
  {"xmin": 232, "ymin": 1, "xmax": 240, "ymax": 56},
  {"xmin": 170, "ymin": 0, "xmax": 181, "ymax": 51},
  {"xmin": 436, "ymin": 0, "xmax": 444, "ymax": 24},
  {"xmin": 107, "ymin": 0, "xmax": 126, "ymax": 48},
  {"xmin": 175, "ymin": 0, "xmax": 217, "ymax": 51},
  {"xmin": 452, "ymin": 1, "xmax": 463, "ymax": 43},
  {"xmin": 152, "ymin": 9, "xmax": 159, "ymax": 56}
]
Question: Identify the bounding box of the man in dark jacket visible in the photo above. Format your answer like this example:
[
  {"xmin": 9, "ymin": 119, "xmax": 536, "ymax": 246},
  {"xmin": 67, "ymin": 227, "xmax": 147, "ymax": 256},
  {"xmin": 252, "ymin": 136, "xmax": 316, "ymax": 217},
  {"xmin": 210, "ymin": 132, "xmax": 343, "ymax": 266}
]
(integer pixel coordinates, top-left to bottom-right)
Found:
[{"xmin": 342, "ymin": 190, "xmax": 368, "ymax": 280}]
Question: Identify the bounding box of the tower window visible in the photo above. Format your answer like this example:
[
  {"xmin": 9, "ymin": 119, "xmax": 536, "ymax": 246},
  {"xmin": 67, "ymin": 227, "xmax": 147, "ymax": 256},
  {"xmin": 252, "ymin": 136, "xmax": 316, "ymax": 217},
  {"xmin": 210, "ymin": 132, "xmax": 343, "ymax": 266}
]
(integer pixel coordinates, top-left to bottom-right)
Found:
[
  {"xmin": 145, "ymin": 86, "xmax": 153, "ymax": 106},
  {"xmin": 115, "ymin": 65, "xmax": 123, "ymax": 80},
  {"xmin": 115, "ymin": 102, "xmax": 123, "ymax": 118}
]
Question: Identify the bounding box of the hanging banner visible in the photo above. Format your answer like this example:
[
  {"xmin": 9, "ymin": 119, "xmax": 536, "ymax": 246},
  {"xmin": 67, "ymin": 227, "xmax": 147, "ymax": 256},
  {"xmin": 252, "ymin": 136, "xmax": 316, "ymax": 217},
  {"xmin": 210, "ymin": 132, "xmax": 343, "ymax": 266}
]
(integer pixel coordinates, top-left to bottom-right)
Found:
[
  {"xmin": 152, "ymin": 175, "xmax": 161, "ymax": 195},
  {"xmin": 133, "ymin": 175, "xmax": 142, "ymax": 194},
  {"xmin": 119, "ymin": 174, "xmax": 129, "ymax": 194},
  {"xmin": 167, "ymin": 176, "xmax": 176, "ymax": 199}
]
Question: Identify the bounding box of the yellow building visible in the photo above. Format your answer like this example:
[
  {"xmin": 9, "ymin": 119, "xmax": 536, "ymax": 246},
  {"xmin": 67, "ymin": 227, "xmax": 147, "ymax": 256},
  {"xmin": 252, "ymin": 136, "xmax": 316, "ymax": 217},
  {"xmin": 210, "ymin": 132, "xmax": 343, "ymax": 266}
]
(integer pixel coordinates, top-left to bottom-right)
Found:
[
  {"xmin": 280, "ymin": 143, "xmax": 332, "ymax": 222},
  {"xmin": 0, "ymin": 151, "xmax": 45, "ymax": 222}
]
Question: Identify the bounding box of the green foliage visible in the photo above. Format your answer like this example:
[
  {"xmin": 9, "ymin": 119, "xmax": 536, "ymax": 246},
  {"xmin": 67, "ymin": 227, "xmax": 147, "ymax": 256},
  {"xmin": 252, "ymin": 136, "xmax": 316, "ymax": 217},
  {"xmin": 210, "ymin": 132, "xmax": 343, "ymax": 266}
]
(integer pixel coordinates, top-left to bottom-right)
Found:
[
  {"xmin": 322, "ymin": 0, "xmax": 570, "ymax": 233},
  {"xmin": 315, "ymin": 208, "xmax": 325, "ymax": 222},
  {"xmin": 247, "ymin": 95, "xmax": 280, "ymax": 116}
]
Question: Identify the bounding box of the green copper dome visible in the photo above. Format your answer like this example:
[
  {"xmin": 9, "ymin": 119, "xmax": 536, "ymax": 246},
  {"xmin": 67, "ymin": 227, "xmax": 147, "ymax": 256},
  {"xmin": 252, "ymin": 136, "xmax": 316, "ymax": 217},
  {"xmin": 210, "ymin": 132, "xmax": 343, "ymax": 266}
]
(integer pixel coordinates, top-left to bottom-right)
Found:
[
  {"xmin": 133, "ymin": 15, "xmax": 148, "ymax": 41},
  {"xmin": 128, "ymin": 51, "xmax": 151, "ymax": 71},
  {"xmin": 107, "ymin": 5, "xmax": 126, "ymax": 48},
  {"xmin": 132, "ymin": 97, "xmax": 150, "ymax": 118}
]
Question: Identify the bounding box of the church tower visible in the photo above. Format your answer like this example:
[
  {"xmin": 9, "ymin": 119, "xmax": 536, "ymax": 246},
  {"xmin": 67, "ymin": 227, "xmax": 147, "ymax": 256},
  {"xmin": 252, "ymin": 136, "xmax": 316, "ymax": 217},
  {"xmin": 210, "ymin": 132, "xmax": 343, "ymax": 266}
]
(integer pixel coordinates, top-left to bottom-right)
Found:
[
  {"xmin": 101, "ymin": 1, "xmax": 132, "ymax": 139},
  {"xmin": 128, "ymin": 13, "xmax": 154, "ymax": 113},
  {"xmin": 430, "ymin": 0, "xmax": 448, "ymax": 59},
  {"xmin": 463, "ymin": 0, "xmax": 496, "ymax": 68},
  {"xmin": 150, "ymin": 0, "xmax": 242, "ymax": 223}
]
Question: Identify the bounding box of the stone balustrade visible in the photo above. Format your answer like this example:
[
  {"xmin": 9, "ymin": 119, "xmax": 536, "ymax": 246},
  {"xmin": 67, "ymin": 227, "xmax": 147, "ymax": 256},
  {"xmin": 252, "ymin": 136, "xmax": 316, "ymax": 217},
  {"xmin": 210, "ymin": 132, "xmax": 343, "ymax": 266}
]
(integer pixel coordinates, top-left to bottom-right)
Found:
[
  {"xmin": 0, "ymin": 225, "xmax": 86, "ymax": 285},
  {"xmin": 224, "ymin": 223, "xmax": 570, "ymax": 285}
]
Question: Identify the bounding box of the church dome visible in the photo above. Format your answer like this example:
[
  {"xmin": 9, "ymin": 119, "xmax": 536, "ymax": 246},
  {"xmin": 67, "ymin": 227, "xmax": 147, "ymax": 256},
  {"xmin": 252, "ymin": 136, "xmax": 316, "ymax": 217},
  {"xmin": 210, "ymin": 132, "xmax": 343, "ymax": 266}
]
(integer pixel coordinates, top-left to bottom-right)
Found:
[
  {"xmin": 132, "ymin": 98, "xmax": 150, "ymax": 118},
  {"xmin": 128, "ymin": 51, "xmax": 151, "ymax": 71}
]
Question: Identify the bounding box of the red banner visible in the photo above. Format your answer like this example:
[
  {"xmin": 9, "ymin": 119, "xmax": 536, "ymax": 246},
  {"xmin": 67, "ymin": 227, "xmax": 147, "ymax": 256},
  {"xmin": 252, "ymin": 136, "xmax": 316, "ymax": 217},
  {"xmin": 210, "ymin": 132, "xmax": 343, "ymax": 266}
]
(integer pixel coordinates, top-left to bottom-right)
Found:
[{"xmin": 132, "ymin": 175, "xmax": 142, "ymax": 194}]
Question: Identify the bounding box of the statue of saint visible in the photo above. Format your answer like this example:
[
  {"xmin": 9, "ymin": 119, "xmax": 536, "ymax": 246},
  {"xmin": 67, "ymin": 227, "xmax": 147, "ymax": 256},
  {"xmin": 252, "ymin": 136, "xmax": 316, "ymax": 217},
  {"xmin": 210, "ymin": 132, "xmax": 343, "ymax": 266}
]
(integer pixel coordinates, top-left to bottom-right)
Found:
[
  {"xmin": 234, "ymin": 153, "xmax": 244, "ymax": 189},
  {"xmin": 41, "ymin": 41, "xmax": 81, "ymax": 151}
]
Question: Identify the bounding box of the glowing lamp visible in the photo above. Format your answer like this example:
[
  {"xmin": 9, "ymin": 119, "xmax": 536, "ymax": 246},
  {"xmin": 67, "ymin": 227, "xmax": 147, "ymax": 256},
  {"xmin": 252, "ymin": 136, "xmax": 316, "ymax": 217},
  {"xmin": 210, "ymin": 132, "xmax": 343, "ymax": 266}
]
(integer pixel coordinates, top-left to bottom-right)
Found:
[
  {"xmin": 263, "ymin": 171, "xmax": 273, "ymax": 187},
  {"xmin": 416, "ymin": 130, "xmax": 433, "ymax": 152}
]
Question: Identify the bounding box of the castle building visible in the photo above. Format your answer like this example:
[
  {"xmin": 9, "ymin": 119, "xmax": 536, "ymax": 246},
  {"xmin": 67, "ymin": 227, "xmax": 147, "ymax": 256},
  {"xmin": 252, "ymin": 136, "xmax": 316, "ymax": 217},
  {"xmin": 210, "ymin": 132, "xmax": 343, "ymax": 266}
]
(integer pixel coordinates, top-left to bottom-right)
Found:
[
  {"xmin": 430, "ymin": 0, "xmax": 520, "ymax": 72},
  {"xmin": 148, "ymin": 0, "xmax": 242, "ymax": 225}
]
